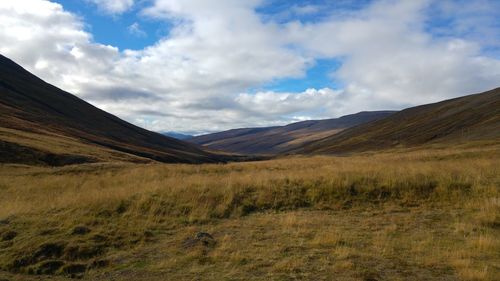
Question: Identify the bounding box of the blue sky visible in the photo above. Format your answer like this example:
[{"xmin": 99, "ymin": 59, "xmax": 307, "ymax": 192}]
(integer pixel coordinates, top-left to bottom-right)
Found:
[
  {"xmin": 54, "ymin": 0, "xmax": 161, "ymax": 50},
  {"xmin": 250, "ymin": 59, "xmax": 343, "ymax": 93},
  {"xmin": 0, "ymin": 0, "xmax": 499, "ymax": 133}
]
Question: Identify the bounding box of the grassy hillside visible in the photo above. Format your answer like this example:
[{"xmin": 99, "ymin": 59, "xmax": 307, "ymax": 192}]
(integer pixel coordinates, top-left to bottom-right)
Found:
[
  {"xmin": 190, "ymin": 111, "xmax": 395, "ymax": 155},
  {"xmin": 293, "ymin": 88, "xmax": 500, "ymax": 155},
  {"xmin": 0, "ymin": 55, "xmax": 224, "ymax": 165},
  {"xmin": 0, "ymin": 143, "xmax": 498, "ymax": 280}
]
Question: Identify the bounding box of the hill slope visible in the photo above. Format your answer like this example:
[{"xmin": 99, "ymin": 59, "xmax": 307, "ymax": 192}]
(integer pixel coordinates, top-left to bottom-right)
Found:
[
  {"xmin": 190, "ymin": 111, "xmax": 395, "ymax": 154},
  {"xmin": 292, "ymin": 88, "xmax": 500, "ymax": 154},
  {"xmin": 0, "ymin": 55, "xmax": 223, "ymax": 165}
]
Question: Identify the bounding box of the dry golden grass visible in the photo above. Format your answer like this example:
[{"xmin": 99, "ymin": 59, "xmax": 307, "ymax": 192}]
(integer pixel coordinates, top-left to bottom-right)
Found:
[{"xmin": 0, "ymin": 144, "xmax": 498, "ymax": 280}]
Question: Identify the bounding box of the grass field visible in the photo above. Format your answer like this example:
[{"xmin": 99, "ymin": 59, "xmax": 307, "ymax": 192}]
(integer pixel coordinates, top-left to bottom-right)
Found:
[{"xmin": 0, "ymin": 143, "xmax": 499, "ymax": 280}]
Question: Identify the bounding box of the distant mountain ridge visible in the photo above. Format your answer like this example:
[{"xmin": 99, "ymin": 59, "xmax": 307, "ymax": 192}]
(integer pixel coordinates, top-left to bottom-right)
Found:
[
  {"xmin": 189, "ymin": 111, "xmax": 396, "ymax": 155},
  {"xmin": 291, "ymin": 87, "xmax": 500, "ymax": 154},
  {"xmin": 0, "ymin": 54, "xmax": 226, "ymax": 165},
  {"xmin": 162, "ymin": 132, "xmax": 194, "ymax": 140}
]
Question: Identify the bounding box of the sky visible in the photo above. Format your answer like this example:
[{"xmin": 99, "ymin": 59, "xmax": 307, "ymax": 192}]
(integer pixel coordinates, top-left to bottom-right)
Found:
[{"xmin": 0, "ymin": 0, "xmax": 499, "ymax": 134}]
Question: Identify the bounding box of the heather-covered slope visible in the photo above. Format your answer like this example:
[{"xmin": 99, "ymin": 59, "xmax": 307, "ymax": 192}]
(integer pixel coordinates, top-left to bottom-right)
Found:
[
  {"xmin": 0, "ymin": 55, "xmax": 223, "ymax": 165},
  {"xmin": 292, "ymin": 88, "xmax": 500, "ymax": 154}
]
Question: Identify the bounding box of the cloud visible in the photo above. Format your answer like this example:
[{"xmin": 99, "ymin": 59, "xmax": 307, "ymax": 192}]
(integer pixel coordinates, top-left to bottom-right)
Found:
[
  {"xmin": 290, "ymin": 4, "xmax": 321, "ymax": 15},
  {"xmin": 127, "ymin": 22, "xmax": 146, "ymax": 37},
  {"xmin": 0, "ymin": 0, "xmax": 121, "ymax": 95},
  {"xmin": 427, "ymin": 0, "xmax": 500, "ymax": 54},
  {"xmin": 87, "ymin": 0, "xmax": 134, "ymax": 14},
  {"xmin": 0, "ymin": 0, "xmax": 499, "ymax": 134},
  {"xmin": 236, "ymin": 88, "xmax": 341, "ymax": 117},
  {"xmin": 286, "ymin": 0, "xmax": 500, "ymax": 106},
  {"xmin": 81, "ymin": 86, "xmax": 157, "ymax": 101}
]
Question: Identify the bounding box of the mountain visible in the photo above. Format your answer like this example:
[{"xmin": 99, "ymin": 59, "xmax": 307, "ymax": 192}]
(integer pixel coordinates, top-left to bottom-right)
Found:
[
  {"xmin": 0, "ymin": 54, "xmax": 225, "ymax": 165},
  {"xmin": 189, "ymin": 111, "xmax": 396, "ymax": 155},
  {"xmin": 162, "ymin": 131, "xmax": 194, "ymax": 140},
  {"xmin": 292, "ymin": 88, "xmax": 500, "ymax": 155}
]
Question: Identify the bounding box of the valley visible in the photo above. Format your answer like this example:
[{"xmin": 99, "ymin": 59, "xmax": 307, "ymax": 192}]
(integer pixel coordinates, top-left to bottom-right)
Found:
[{"xmin": 0, "ymin": 54, "xmax": 499, "ymax": 281}]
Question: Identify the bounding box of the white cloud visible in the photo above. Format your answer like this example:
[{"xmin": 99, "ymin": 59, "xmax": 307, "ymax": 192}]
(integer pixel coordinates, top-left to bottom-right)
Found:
[
  {"xmin": 127, "ymin": 22, "xmax": 146, "ymax": 37},
  {"xmin": 87, "ymin": 0, "xmax": 134, "ymax": 14},
  {"xmin": 0, "ymin": 0, "xmax": 121, "ymax": 95},
  {"xmin": 0, "ymin": 0, "xmax": 499, "ymax": 134},
  {"xmin": 287, "ymin": 0, "xmax": 500, "ymax": 106},
  {"xmin": 236, "ymin": 88, "xmax": 340, "ymax": 117}
]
